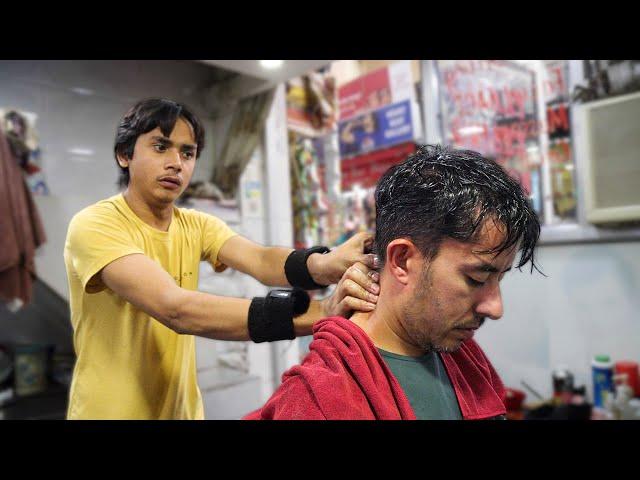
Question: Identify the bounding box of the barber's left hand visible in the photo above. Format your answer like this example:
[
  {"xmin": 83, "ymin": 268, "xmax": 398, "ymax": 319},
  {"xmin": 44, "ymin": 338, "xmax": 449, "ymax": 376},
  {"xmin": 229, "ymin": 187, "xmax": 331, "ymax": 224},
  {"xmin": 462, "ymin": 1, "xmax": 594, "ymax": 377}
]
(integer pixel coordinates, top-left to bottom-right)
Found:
[
  {"xmin": 307, "ymin": 232, "xmax": 379, "ymax": 286},
  {"xmin": 321, "ymin": 261, "xmax": 380, "ymax": 318}
]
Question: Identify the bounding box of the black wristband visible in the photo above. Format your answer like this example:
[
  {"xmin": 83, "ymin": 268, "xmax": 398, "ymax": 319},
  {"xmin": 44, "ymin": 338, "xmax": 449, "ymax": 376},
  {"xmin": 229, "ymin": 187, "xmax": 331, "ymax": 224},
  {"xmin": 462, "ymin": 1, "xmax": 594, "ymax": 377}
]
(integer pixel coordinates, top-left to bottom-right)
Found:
[
  {"xmin": 284, "ymin": 246, "xmax": 330, "ymax": 290},
  {"xmin": 247, "ymin": 288, "xmax": 311, "ymax": 343}
]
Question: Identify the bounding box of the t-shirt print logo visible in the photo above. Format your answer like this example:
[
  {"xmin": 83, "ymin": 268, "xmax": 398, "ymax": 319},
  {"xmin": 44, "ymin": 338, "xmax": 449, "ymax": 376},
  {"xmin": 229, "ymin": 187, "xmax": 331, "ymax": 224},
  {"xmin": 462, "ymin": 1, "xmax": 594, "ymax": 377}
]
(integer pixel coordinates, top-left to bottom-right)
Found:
[{"xmin": 173, "ymin": 272, "xmax": 193, "ymax": 286}]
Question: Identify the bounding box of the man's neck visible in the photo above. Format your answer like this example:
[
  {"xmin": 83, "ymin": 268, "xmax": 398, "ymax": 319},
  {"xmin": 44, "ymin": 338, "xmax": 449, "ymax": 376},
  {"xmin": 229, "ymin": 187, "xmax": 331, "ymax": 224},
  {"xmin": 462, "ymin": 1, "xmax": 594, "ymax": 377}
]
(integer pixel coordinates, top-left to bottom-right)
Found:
[
  {"xmin": 351, "ymin": 304, "xmax": 426, "ymax": 358},
  {"xmin": 122, "ymin": 188, "xmax": 173, "ymax": 231}
]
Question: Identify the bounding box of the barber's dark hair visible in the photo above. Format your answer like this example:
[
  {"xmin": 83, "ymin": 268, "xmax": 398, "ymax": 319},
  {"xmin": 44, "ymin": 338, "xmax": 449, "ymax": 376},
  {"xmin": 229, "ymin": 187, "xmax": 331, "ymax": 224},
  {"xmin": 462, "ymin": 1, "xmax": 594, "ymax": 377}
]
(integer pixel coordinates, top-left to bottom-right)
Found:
[
  {"xmin": 113, "ymin": 98, "xmax": 205, "ymax": 185},
  {"xmin": 374, "ymin": 144, "xmax": 541, "ymax": 273}
]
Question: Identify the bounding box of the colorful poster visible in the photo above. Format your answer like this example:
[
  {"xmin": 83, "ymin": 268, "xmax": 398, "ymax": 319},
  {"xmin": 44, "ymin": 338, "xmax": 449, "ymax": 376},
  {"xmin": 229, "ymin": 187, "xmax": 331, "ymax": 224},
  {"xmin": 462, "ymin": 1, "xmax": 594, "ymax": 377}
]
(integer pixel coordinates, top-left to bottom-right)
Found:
[
  {"xmin": 338, "ymin": 61, "xmax": 414, "ymax": 121},
  {"xmin": 544, "ymin": 60, "xmax": 569, "ymax": 103},
  {"xmin": 286, "ymin": 71, "xmax": 337, "ymax": 137},
  {"xmin": 547, "ymin": 102, "xmax": 571, "ymax": 140},
  {"xmin": 436, "ymin": 60, "xmax": 543, "ymax": 217},
  {"xmin": 341, "ymin": 142, "xmax": 416, "ymax": 191},
  {"xmin": 338, "ymin": 99, "xmax": 414, "ymax": 158},
  {"xmin": 289, "ymin": 134, "xmax": 331, "ymax": 249},
  {"xmin": 544, "ymin": 60, "xmax": 576, "ymax": 221}
]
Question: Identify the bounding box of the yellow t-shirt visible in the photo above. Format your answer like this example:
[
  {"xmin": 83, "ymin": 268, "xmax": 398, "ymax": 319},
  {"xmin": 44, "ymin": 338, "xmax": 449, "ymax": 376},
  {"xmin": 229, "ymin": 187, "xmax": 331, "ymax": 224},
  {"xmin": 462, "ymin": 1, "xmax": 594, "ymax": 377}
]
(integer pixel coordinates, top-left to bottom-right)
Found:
[{"xmin": 63, "ymin": 193, "xmax": 237, "ymax": 419}]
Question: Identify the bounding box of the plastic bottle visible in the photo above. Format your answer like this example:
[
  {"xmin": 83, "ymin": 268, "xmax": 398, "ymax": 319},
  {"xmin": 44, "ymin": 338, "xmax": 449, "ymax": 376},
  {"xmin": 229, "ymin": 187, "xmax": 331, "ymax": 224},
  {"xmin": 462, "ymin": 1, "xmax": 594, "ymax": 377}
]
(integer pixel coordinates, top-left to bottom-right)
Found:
[
  {"xmin": 592, "ymin": 354, "xmax": 614, "ymax": 408},
  {"xmin": 610, "ymin": 375, "xmax": 634, "ymax": 420},
  {"xmin": 552, "ymin": 365, "xmax": 574, "ymax": 404},
  {"xmin": 615, "ymin": 361, "xmax": 640, "ymax": 397}
]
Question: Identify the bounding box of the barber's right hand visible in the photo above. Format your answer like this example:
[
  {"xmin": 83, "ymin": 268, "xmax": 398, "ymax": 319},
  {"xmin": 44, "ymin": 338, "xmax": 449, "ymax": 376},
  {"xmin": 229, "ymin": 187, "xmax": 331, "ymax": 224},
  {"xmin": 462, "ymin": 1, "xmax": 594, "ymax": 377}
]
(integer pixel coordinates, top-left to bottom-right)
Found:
[{"xmin": 321, "ymin": 261, "xmax": 380, "ymax": 319}]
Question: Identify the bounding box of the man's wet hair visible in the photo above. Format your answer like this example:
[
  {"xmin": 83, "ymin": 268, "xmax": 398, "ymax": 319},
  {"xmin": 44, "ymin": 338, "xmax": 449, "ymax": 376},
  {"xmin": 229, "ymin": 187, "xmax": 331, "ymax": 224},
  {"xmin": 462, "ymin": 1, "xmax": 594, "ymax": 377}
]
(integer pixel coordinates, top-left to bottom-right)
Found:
[
  {"xmin": 114, "ymin": 98, "xmax": 205, "ymax": 185},
  {"xmin": 374, "ymin": 144, "xmax": 541, "ymax": 273}
]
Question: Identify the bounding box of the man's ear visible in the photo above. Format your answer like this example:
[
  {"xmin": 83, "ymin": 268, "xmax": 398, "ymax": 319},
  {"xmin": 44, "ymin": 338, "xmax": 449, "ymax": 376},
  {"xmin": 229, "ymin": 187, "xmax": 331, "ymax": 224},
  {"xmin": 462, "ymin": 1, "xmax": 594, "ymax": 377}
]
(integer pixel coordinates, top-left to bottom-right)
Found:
[
  {"xmin": 385, "ymin": 239, "xmax": 422, "ymax": 286},
  {"xmin": 116, "ymin": 153, "xmax": 129, "ymax": 169}
]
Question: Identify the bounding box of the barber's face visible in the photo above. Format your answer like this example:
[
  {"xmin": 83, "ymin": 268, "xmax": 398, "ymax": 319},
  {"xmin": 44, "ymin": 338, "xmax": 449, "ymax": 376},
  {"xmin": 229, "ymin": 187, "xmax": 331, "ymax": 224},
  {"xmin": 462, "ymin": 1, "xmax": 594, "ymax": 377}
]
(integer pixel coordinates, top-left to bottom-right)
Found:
[
  {"xmin": 401, "ymin": 222, "xmax": 517, "ymax": 353},
  {"xmin": 118, "ymin": 117, "xmax": 197, "ymax": 204}
]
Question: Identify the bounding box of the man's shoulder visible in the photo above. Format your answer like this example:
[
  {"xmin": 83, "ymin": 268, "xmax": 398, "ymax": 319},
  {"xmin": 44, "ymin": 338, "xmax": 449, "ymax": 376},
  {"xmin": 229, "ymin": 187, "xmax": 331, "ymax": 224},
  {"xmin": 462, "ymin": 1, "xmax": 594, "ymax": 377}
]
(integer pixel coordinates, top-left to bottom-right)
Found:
[
  {"xmin": 288, "ymin": 316, "xmax": 376, "ymax": 380},
  {"xmin": 66, "ymin": 195, "xmax": 136, "ymax": 248},
  {"xmin": 70, "ymin": 194, "xmax": 125, "ymax": 225},
  {"xmin": 172, "ymin": 205, "xmax": 229, "ymax": 231},
  {"xmin": 312, "ymin": 315, "xmax": 365, "ymax": 336},
  {"xmin": 264, "ymin": 317, "xmax": 407, "ymax": 419}
]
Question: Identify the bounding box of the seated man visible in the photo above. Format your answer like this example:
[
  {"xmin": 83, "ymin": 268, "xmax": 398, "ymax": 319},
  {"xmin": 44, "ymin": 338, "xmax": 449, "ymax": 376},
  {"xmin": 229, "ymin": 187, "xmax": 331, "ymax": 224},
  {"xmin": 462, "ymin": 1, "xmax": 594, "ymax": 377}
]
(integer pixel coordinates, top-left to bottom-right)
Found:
[{"xmin": 244, "ymin": 144, "xmax": 541, "ymax": 420}]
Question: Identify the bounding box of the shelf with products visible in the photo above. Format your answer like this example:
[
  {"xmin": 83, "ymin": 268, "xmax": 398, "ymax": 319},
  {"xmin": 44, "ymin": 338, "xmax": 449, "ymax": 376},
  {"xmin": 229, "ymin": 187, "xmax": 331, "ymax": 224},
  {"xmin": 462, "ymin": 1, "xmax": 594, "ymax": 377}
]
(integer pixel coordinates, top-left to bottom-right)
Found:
[
  {"xmin": 0, "ymin": 382, "xmax": 69, "ymax": 420},
  {"xmin": 0, "ymin": 339, "xmax": 74, "ymax": 420},
  {"xmin": 289, "ymin": 132, "xmax": 332, "ymax": 249}
]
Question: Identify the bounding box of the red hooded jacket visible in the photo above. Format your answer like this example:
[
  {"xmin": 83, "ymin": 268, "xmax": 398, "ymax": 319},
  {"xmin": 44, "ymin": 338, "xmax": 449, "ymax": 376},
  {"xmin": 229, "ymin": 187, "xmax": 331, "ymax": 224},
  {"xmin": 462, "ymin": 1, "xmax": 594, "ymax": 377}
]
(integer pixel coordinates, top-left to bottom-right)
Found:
[{"xmin": 244, "ymin": 316, "xmax": 506, "ymax": 420}]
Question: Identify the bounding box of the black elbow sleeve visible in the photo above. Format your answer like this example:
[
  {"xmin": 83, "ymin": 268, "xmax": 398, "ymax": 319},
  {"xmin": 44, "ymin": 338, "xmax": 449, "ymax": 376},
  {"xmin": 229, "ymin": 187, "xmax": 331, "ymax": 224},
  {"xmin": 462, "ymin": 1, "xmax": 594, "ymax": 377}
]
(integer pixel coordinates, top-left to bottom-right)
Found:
[{"xmin": 248, "ymin": 287, "xmax": 310, "ymax": 343}]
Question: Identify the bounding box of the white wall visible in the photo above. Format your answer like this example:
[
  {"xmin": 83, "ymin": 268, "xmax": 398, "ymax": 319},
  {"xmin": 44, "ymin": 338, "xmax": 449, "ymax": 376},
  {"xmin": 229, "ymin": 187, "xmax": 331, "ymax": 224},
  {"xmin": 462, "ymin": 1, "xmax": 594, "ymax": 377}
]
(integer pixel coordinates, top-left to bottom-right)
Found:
[{"xmin": 475, "ymin": 240, "xmax": 640, "ymax": 402}]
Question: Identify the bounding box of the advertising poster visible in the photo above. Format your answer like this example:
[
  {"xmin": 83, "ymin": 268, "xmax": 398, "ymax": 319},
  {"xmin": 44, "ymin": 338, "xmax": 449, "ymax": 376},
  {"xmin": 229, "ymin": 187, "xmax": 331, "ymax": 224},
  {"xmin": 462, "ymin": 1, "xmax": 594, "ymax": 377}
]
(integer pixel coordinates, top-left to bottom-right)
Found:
[
  {"xmin": 544, "ymin": 60, "xmax": 577, "ymax": 221},
  {"xmin": 341, "ymin": 141, "xmax": 416, "ymax": 191},
  {"xmin": 338, "ymin": 99, "xmax": 414, "ymax": 158},
  {"xmin": 289, "ymin": 134, "xmax": 330, "ymax": 249},
  {"xmin": 286, "ymin": 71, "xmax": 336, "ymax": 137},
  {"xmin": 436, "ymin": 60, "xmax": 543, "ymax": 217},
  {"xmin": 338, "ymin": 60, "xmax": 415, "ymax": 121},
  {"xmin": 337, "ymin": 61, "xmax": 419, "ymax": 202}
]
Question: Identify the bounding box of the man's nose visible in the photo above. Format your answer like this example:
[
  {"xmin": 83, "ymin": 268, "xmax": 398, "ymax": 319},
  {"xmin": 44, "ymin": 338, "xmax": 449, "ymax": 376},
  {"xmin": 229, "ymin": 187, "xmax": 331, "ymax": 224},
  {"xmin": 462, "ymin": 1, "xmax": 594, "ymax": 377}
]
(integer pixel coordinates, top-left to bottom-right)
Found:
[
  {"xmin": 165, "ymin": 149, "xmax": 183, "ymax": 171},
  {"xmin": 475, "ymin": 283, "xmax": 503, "ymax": 320}
]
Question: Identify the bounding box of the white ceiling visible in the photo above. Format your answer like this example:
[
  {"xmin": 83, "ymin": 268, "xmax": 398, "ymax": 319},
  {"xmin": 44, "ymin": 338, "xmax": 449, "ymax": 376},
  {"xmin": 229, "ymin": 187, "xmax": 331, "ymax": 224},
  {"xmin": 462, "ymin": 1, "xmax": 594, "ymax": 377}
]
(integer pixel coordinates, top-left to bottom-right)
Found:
[{"xmin": 197, "ymin": 60, "xmax": 332, "ymax": 83}]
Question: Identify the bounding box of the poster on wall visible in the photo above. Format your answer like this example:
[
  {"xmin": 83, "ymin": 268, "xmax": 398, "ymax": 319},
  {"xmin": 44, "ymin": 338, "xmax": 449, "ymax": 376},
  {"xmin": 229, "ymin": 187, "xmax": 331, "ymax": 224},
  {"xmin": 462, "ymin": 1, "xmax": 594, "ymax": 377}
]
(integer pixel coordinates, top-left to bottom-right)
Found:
[
  {"xmin": 338, "ymin": 99, "xmax": 414, "ymax": 158},
  {"xmin": 341, "ymin": 141, "xmax": 416, "ymax": 191},
  {"xmin": 435, "ymin": 60, "xmax": 543, "ymax": 218},
  {"xmin": 289, "ymin": 133, "xmax": 331, "ymax": 249},
  {"xmin": 286, "ymin": 71, "xmax": 336, "ymax": 137},
  {"xmin": 544, "ymin": 60, "xmax": 576, "ymax": 221},
  {"xmin": 338, "ymin": 60, "xmax": 415, "ymax": 121},
  {"xmin": 545, "ymin": 60, "xmax": 571, "ymax": 140},
  {"xmin": 334, "ymin": 62, "xmax": 420, "ymax": 243},
  {"xmin": 239, "ymin": 149, "xmax": 264, "ymax": 220}
]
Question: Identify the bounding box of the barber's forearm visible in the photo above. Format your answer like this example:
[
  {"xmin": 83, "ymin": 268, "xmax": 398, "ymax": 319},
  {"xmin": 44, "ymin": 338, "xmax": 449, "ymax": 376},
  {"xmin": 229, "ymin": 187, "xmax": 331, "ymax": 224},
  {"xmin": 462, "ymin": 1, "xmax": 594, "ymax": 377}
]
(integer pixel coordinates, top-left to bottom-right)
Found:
[
  {"xmin": 256, "ymin": 246, "xmax": 294, "ymax": 286},
  {"xmin": 292, "ymin": 299, "xmax": 326, "ymax": 337},
  {"xmin": 171, "ymin": 289, "xmax": 324, "ymax": 341},
  {"xmin": 171, "ymin": 288, "xmax": 252, "ymax": 341},
  {"xmin": 260, "ymin": 246, "xmax": 330, "ymax": 287}
]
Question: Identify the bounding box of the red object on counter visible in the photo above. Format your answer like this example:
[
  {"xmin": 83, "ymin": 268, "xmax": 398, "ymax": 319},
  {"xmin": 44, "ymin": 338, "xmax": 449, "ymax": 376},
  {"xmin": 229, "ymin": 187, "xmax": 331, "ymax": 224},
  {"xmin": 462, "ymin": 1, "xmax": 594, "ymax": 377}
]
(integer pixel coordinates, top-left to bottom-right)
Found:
[
  {"xmin": 504, "ymin": 388, "xmax": 526, "ymax": 420},
  {"xmin": 504, "ymin": 388, "xmax": 526, "ymax": 411},
  {"xmin": 615, "ymin": 361, "xmax": 640, "ymax": 397}
]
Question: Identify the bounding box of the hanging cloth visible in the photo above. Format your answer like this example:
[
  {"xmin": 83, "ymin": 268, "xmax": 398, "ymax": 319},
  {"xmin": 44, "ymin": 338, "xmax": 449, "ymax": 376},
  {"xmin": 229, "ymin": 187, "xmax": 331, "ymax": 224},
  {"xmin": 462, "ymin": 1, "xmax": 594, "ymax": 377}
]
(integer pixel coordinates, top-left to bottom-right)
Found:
[{"xmin": 0, "ymin": 127, "xmax": 46, "ymax": 309}]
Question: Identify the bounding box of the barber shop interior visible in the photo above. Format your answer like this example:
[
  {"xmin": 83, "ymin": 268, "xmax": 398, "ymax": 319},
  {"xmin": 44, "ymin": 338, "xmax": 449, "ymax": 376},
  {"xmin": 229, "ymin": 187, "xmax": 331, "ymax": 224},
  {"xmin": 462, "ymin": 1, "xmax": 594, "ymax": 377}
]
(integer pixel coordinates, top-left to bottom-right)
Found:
[{"xmin": 1, "ymin": 59, "xmax": 639, "ymax": 421}]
